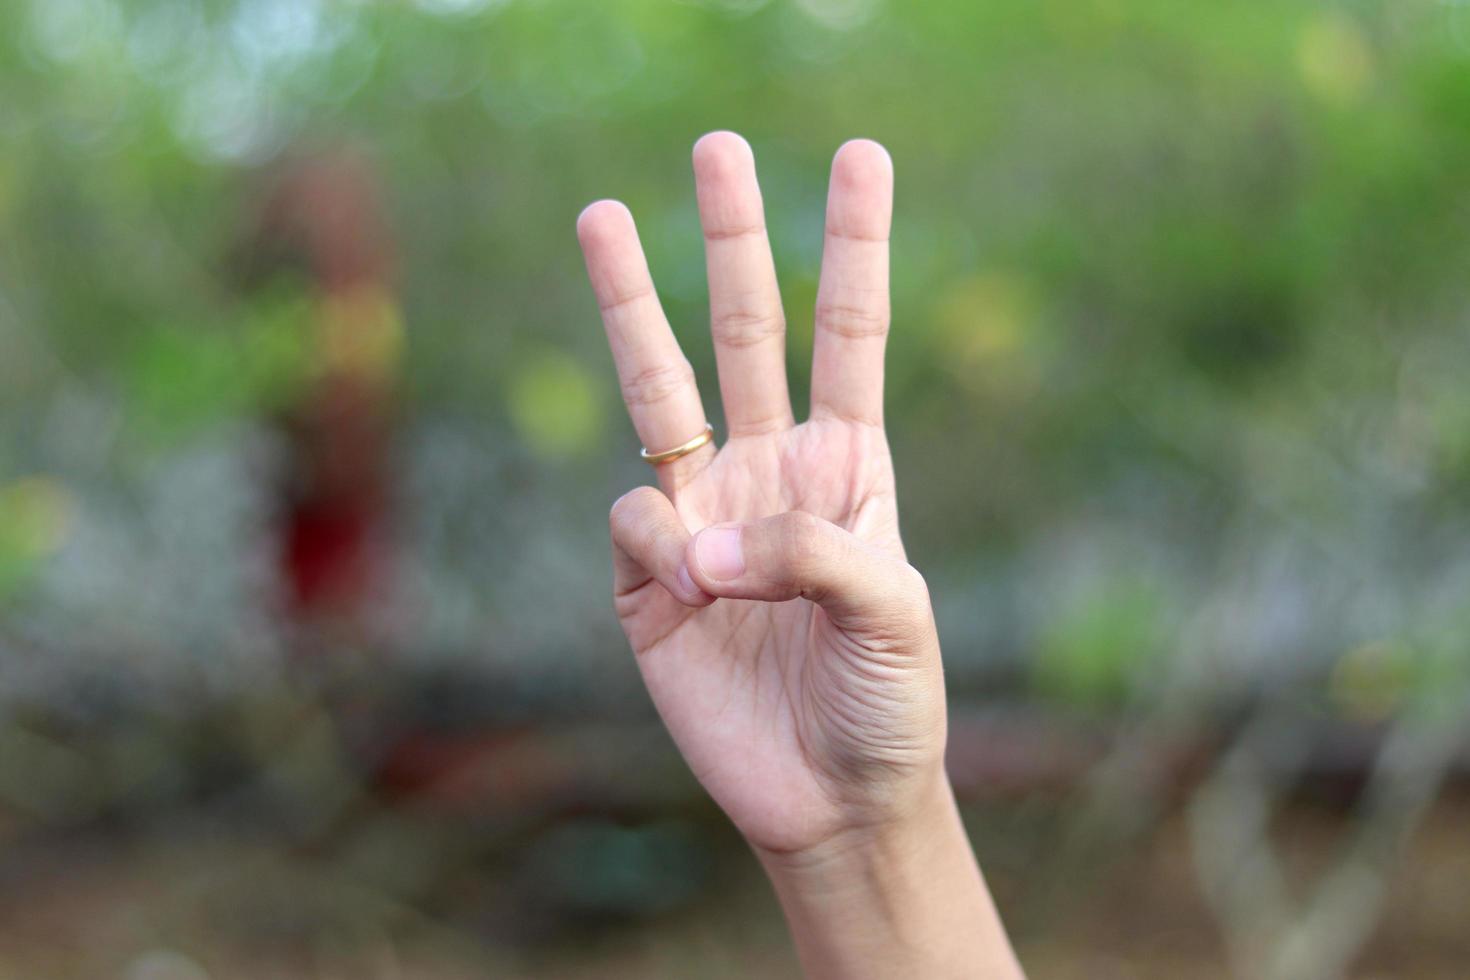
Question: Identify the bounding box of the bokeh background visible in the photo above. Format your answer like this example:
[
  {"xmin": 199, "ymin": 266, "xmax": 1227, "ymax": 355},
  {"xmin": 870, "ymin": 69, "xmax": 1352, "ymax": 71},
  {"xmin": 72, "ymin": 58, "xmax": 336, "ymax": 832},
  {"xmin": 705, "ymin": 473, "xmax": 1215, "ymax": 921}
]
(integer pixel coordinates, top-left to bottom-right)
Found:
[{"xmin": 3, "ymin": 0, "xmax": 1470, "ymax": 976}]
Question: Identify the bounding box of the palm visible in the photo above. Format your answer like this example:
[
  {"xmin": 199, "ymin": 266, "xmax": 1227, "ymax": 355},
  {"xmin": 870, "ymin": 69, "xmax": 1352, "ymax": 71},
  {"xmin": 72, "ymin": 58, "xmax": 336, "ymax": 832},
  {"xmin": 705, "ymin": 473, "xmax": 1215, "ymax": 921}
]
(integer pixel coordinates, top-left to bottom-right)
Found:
[
  {"xmin": 579, "ymin": 133, "xmax": 928, "ymax": 853},
  {"xmin": 621, "ymin": 423, "xmax": 899, "ymax": 849}
]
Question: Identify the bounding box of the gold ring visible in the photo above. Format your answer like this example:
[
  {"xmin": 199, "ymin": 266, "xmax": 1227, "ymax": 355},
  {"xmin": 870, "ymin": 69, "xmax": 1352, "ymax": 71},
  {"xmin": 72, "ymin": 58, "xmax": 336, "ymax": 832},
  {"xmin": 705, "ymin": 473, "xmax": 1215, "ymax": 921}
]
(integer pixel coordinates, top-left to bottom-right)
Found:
[{"xmin": 641, "ymin": 424, "xmax": 714, "ymax": 465}]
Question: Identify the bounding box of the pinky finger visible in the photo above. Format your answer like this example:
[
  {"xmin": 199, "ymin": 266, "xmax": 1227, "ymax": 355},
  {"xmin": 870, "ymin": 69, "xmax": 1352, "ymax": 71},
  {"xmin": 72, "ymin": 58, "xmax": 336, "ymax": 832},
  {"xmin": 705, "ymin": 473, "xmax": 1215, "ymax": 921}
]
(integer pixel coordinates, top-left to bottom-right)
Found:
[{"xmin": 610, "ymin": 486, "xmax": 715, "ymax": 607}]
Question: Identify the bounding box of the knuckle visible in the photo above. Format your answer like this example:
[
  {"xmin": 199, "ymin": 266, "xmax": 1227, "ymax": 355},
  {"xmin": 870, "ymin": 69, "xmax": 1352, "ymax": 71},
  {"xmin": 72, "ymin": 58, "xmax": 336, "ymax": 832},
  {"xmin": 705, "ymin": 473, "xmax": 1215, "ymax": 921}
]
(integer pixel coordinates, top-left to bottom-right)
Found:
[
  {"xmin": 712, "ymin": 308, "xmax": 785, "ymax": 349},
  {"xmin": 607, "ymin": 496, "xmax": 632, "ymax": 535},
  {"xmin": 777, "ymin": 511, "xmax": 828, "ymax": 568},
  {"xmin": 608, "ymin": 486, "xmax": 660, "ymax": 535},
  {"xmin": 620, "ymin": 359, "xmax": 695, "ymax": 408},
  {"xmin": 887, "ymin": 563, "xmax": 937, "ymax": 637},
  {"xmin": 896, "ymin": 563, "xmax": 931, "ymax": 610},
  {"xmin": 598, "ymin": 286, "xmax": 655, "ymax": 315},
  {"xmin": 702, "ymin": 222, "xmax": 765, "ymax": 242},
  {"xmin": 815, "ymin": 300, "xmax": 889, "ymax": 340}
]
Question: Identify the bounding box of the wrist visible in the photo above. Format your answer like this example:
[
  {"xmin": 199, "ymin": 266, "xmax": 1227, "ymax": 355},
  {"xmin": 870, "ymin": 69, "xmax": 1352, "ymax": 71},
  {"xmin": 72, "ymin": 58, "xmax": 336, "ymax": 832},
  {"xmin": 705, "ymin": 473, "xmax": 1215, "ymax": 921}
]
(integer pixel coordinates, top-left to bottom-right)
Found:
[
  {"xmin": 754, "ymin": 772, "xmax": 1024, "ymax": 979},
  {"xmin": 752, "ymin": 764, "xmax": 954, "ymax": 884}
]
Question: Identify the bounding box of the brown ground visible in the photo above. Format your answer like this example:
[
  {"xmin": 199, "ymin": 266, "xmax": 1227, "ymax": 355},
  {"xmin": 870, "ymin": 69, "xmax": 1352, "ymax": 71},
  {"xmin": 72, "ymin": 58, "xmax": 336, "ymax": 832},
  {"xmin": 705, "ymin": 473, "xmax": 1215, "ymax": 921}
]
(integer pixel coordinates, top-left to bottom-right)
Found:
[{"xmin": 1, "ymin": 789, "xmax": 1466, "ymax": 979}]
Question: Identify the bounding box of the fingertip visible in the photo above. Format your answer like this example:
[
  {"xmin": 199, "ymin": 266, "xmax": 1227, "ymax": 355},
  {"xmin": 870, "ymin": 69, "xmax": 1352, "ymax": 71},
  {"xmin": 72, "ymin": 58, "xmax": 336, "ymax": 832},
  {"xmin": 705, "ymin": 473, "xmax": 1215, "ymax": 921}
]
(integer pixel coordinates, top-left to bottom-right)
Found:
[
  {"xmin": 692, "ymin": 131, "xmax": 754, "ymax": 177},
  {"xmin": 675, "ymin": 564, "xmax": 717, "ymax": 607},
  {"xmin": 831, "ymin": 138, "xmax": 893, "ymax": 189},
  {"xmin": 826, "ymin": 139, "xmax": 893, "ymax": 241},
  {"xmin": 576, "ymin": 199, "xmax": 634, "ymax": 246}
]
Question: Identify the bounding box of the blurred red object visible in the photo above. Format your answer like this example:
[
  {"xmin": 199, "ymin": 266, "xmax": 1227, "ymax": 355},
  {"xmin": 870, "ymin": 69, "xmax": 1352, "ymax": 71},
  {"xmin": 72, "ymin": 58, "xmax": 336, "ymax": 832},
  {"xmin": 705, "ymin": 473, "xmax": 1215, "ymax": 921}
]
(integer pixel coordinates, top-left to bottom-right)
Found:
[{"xmin": 245, "ymin": 148, "xmax": 401, "ymax": 635}]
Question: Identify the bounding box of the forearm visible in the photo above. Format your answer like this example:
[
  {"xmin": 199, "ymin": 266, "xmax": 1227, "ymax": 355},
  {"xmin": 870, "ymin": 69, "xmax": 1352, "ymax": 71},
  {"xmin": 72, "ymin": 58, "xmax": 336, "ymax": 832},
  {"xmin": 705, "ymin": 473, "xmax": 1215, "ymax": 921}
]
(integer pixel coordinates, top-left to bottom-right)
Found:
[{"xmin": 756, "ymin": 772, "xmax": 1025, "ymax": 979}]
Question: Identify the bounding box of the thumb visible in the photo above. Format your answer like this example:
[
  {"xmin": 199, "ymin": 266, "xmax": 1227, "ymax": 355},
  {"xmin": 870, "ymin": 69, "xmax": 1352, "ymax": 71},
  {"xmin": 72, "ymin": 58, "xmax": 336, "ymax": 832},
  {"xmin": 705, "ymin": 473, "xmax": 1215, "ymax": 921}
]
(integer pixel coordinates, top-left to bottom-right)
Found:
[{"xmin": 685, "ymin": 511, "xmax": 934, "ymax": 640}]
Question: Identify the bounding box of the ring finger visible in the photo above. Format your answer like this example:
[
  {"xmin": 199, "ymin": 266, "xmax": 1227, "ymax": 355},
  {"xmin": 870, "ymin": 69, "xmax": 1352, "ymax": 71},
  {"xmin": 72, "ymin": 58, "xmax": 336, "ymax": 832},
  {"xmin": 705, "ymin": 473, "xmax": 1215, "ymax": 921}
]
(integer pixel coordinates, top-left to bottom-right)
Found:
[{"xmin": 577, "ymin": 199, "xmax": 715, "ymax": 493}]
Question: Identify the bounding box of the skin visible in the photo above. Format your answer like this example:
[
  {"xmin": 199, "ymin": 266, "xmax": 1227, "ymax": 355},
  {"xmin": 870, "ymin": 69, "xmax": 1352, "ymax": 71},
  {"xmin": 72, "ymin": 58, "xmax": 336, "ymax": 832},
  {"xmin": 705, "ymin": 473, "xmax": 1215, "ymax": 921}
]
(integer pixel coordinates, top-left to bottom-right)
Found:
[{"xmin": 577, "ymin": 132, "xmax": 1024, "ymax": 978}]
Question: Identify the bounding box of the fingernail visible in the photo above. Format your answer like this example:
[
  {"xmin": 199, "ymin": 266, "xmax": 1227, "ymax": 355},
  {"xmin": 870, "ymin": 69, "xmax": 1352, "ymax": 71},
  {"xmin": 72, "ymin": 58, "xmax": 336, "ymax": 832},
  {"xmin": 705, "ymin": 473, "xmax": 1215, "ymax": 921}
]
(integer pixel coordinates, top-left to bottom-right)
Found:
[
  {"xmin": 695, "ymin": 526, "xmax": 744, "ymax": 581},
  {"xmin": 677, "ymin": 564, "xmax": 699, "ymax": 598}
]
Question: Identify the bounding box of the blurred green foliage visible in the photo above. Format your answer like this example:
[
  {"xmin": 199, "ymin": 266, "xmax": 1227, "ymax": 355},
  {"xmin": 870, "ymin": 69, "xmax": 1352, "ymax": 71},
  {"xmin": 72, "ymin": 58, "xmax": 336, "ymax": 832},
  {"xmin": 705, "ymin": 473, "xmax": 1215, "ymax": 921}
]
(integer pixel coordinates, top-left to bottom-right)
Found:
[
  {"xmin": 3, "ymin": 0, "xmax": 1470, "ymax": 705},
  {"xmin": 1035, "ymin": 576, "xmax": 1164, "ymax": 707}
]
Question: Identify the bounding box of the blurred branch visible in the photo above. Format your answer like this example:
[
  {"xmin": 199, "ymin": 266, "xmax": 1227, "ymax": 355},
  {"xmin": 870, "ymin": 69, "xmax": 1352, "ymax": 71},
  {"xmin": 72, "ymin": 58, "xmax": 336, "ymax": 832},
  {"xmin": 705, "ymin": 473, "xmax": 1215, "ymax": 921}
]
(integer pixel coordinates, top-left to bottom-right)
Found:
[{"xmin": 1188, "ymin": 696, "xmax": 1470, "ymax": 980}]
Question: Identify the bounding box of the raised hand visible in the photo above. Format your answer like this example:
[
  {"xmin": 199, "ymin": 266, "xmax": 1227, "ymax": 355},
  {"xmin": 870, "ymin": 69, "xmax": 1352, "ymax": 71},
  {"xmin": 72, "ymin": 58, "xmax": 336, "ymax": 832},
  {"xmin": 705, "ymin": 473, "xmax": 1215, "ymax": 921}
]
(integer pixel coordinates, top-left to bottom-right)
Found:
[{"xmin": 577, "ymin": 131, "xmax": 1021, "ymax": 978}]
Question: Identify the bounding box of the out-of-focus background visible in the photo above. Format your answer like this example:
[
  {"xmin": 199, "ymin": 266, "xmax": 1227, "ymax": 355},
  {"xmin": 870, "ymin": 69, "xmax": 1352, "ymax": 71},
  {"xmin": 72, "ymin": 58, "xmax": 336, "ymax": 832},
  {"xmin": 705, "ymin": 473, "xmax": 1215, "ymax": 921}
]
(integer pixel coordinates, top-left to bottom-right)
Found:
[{"xmin": 2, "ymin": 0, "xmax": 1470, "ymax": 976}]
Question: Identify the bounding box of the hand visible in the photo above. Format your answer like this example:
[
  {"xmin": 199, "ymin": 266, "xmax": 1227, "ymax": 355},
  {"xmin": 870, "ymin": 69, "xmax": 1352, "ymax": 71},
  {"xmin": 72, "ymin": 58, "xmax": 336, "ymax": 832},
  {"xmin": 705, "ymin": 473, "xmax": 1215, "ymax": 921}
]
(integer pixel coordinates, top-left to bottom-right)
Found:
[
  {"xmin": 578, "ymin": 131, "xmax": 940, "ymax": 854},
  {"xmin": 578, "ymin": 133, "xmax": 1022, "ymax": 978}
]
